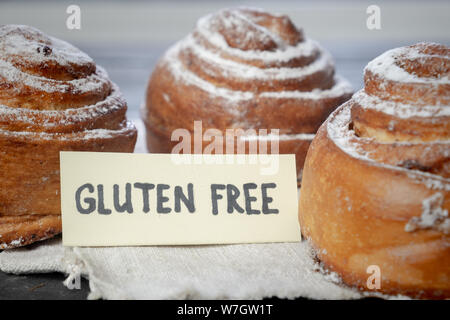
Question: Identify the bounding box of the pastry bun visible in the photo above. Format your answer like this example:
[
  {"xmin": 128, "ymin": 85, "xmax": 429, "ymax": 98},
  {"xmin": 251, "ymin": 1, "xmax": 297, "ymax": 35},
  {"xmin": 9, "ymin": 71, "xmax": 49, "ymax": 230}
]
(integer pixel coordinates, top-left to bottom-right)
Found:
[
  {"xmin": 0, "ymin": 25, "xmax": 137, "ymax": 249},
  {"xmin": 299, "ymin": 42, "xmax": 449, "ymax": 298},
  {"xmin": 143, "ymin": 8, "xmax": 352, "ymax": 177}
]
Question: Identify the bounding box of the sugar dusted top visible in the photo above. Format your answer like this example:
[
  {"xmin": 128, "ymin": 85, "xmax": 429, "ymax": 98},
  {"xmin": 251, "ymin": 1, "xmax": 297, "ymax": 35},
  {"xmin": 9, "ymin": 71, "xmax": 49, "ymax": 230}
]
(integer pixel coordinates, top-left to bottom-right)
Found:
[
  {"xmin": 0, "ymin": 24, "xmax": 111, "ymax": 110},
  {"xmin": 0, "ymin": 25, "xmax": 135, "ymax": 141},
  {"xmin": 161, "ymin": 7, "xmax": 352, "ymax": 106}
]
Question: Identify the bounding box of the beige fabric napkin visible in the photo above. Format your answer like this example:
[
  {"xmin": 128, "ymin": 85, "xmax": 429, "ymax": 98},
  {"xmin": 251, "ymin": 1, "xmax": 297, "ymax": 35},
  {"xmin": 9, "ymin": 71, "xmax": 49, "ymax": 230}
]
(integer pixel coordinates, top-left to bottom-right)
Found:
[{"xmin": 0, "ymin": 237, "xmax": 368, "ymax": 300}]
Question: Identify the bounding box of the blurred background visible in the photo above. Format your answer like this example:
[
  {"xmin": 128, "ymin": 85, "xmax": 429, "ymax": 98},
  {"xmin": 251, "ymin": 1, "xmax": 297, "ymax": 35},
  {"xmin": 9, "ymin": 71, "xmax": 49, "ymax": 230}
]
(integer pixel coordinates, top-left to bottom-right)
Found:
[{"xmin": 1, "ymin": 0, "xmax": 449, "ymax": 120}]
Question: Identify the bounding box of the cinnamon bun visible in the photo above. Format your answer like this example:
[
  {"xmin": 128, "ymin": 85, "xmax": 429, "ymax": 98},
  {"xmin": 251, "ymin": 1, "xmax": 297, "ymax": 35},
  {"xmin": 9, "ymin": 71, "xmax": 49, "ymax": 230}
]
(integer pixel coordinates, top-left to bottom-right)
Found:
[
  {"xmin": 143, "ymin": 8, "xmax": 352, "ymax": 177},
  {"xmin": 0, "ymin": 25, "xmax": 137, "ymax": 249},
  {"xmin": 299, "ymin": 42, "xmax": 449, "ymax": 298}
]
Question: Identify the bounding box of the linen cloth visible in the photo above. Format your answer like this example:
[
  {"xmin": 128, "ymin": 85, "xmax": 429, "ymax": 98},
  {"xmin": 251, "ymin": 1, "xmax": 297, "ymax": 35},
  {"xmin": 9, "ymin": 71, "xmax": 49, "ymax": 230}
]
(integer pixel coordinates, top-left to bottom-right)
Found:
[{"xmin": 0, "ymin": 237, "xmax": 368, "ymax": 300}]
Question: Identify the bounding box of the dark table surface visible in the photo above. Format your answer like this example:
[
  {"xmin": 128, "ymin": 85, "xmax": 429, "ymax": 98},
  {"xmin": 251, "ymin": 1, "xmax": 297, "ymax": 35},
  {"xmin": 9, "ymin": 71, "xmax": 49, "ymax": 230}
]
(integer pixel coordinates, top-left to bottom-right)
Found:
[
  {"xmin": 0, "ymin": 271, "xmax": 90, "ymax": 300},
  {"xmin": 0, "ymin": 40, "xmax": 439, "ymax": 300}
]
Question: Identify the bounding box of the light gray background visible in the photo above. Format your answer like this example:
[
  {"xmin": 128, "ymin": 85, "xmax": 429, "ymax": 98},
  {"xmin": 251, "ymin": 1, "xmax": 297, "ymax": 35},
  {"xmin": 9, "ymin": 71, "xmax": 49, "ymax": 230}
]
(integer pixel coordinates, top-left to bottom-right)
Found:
[{"xmin": 1, "ymin": 0, "xmax": 449, "ymax": 119}]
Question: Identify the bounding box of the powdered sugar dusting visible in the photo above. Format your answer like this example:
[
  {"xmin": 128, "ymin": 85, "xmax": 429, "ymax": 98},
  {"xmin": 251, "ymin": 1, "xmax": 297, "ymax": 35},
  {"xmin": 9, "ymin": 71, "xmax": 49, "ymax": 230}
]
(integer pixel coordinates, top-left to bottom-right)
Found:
[
  {"xmin": 165, "ymin": 42, "xmax": 253, "ymax": 103},
  {"xmin": 241, "ymin": 132, "xmax": 315, "ymax": 141},
  {"xmin": 327, "ymin": 104, "xmax": 450, "ymax": 192},
  {"xmin": 354, "ymin": 90, "xmax": 450, "ymax": 118},
  {"xmin": 0, "ymin": 25, "xmax": 136, "ymax": 144},
  {"xmin": 165, "ymin": 39, "xmax": 351, "ymax": 103},
  {"xmin": 196, "ymin": 9, "xmax": 310, "ymax": 63},
  {"xmin": 0, "ymin": 236, "xmax": 24, "ymax": 249},
  {"xmin": 0, "ymin": 59, "xmax": 108, "ymax": 94},
  {"xmin": 366, "ymin": 45, "xmax": 450, "ymax": 85},
  {"xmin": 260, "ymin": 76, "xmax": 352, "ymax": 99},
  {"xmin": 186, "ymin": 34, "xmax": 328, "ymax": 80},
  {"xmin": 0, "ymin": 120, "xmax": 135, "ymax": 141},
  {"xmin": 161, "ymin": 7, "xmax": 352, "ymax": 106},
  {"xmin": 0, "ymin": 82, "xmax": 123, "ymax": 127},
  {"xmin": 0, "ymin": 25, "xmax": 104, "ymax": 95},
  {"xmin": 0, "ymin": 24, "xmax": 93, "ymax": 69},
  {"xmin": 328, "ymin": 43, "xmax": 449, "ymax": 198},
  {"xmin": 405, "ymin": 193, "xmax": 450, "ymax": 233}
]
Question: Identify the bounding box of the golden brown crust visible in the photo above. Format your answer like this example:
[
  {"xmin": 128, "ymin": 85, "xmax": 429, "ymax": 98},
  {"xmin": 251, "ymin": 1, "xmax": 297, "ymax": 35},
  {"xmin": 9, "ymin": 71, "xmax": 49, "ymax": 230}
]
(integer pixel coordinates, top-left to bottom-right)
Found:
[
  {"xmin": 0, "ymin": 25, "xmax": 137, "ymax": 248},
  {"xmin": 0, "ymin": 215, "xmax": 61, "ymax": 249},
  {"xmin": 299, "ymin": 42, "xmax": 450, "ymax": 298},
  {"xmin": 143, "ymin": 8, "xmax": 352, "ymax": 176}
]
